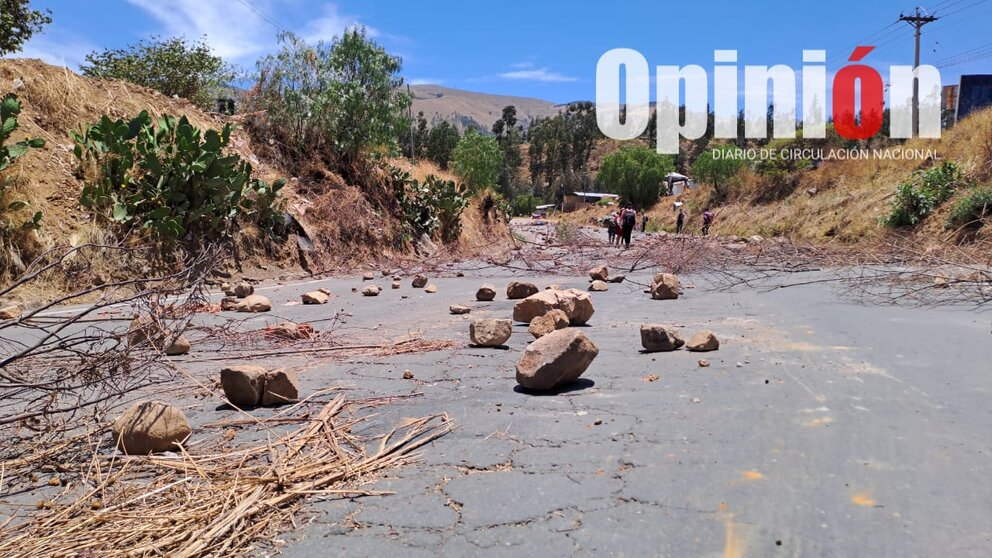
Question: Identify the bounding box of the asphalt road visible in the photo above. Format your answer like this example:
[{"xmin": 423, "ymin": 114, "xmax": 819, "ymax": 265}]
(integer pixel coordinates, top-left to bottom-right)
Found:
[
  {"xmin": 4, "ymin": 252, "xmax": 990, "ymax": 557},
  {"xmin": 184, "ymin": 263, "xmax": 989, "ymax": 558}
]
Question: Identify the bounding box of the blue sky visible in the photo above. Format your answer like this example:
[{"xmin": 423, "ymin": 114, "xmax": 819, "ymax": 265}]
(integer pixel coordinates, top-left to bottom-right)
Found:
[{"xmin": 13, "ymin": 0, "xmax": 992, "ymax": 103}]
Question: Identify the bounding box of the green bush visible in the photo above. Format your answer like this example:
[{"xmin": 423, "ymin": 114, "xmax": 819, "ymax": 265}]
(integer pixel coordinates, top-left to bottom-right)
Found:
[
  {"xmin": 392, "ymin": 169, "xmax": 468, "ymax": 243},
  {"xmin": 72, "ymin": 111, "xmax": 284, "ymax": 244},
  {"xmin": 884, "ymin": 161, "xmax": 963, "ymax": 228},
  {"xmin": 451, "ymin": 129, "xmax": 502, "ymax": 193},
  {"xmin": 947, "ymin": 186, "xmax": 992, "ymax": 231},
  {"xmin": 81, "ymin": 36, "xmax": 235, "ymax": 111},
  {"xmin": 0, "ymin": 93, "xmax": 44, "ymax": 232},
  {"xmin": 510, "ymin": 194, "xmax": 542, "ymax": 217}
]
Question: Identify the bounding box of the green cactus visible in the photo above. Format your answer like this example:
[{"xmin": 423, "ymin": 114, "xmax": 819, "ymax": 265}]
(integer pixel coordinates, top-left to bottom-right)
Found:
[
  {"xmin": 73, "ymin": 111, "xmax": 284, "ymax": 243},
  {"xmin": 1, "ymin": 93, "xmax": 45, "ymax": 231}
]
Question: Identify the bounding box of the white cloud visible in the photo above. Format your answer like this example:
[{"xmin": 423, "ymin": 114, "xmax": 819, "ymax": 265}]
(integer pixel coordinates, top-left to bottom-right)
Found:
[
  {"xmin": 125, "ymin": 0, "xmax": 375, "ymax": 68},
  {"xmin": 126, "ymin": 0, "xmax": 275, "ymax": 62},
  {"xmin": 302, "ymin": 4, "xmax": 370, "ymax": 43},
  {"xmin": 14, "ymin": 28, "xmax": 97, "ymax": 70},
  {"xmin": 408, "ymin": 77, "xmax": 443, "ymax": 85},
  {"xmin": 497, "ymin": 67, "xmax": 577, "ymax": 83}
]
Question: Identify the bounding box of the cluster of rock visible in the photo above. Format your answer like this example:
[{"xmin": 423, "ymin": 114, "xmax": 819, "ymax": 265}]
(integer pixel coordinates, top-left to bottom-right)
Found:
[
  {"xmin": 127, "ymin": 314, "xmax": 191, "ymax": 355},
  {"xmin": 640, "ymin": 325, "xmax": 720, "ymax": 352},
  {"xmin": 220, "ymin": 280, "xmax": 273, "ymax": 313},
  {"xmin": 512, "ymin": 288, "xmax": 594, "ymax": 325},
  {"xmin": 221, "ymin": 365, "xmax": 300, "ymax": 408},
  {"xmin": 464, "ymin": 282, "xmax": 600, "ymax": 392}
]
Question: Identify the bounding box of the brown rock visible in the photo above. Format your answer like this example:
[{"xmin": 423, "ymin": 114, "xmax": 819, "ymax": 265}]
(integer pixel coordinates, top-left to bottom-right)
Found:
[
  {"xmin": 686, "ymin": 330, "xmax": 720, "ymax": 352},
  {"xmin": 606, "ymin": 274, "xmax": 626, "ymax": 284},
  {"xmin": 515, "ymin": 328, "xmax": 599, "ymax": 391},
  {"xmin": 301, "ymin": 290, "xmax": 329, "ymax": 304},
  {"xmin": 363, "ymin": 272, "xmax": 375, "ymax": 280},
  {"xmin": 412, "ymin": 274, "xmax": 429, "ymax": 288},
  {"xmin": 450, "ymin": 304, "xmax": 471, "ymax": 315},
  {"xmin": 112, "ymin": 401, "xmax": 191, "ymax": 454},
  {"xmin": 640, "ymin": 324, "xmax": 684, "ymax": 352},
  {"xmin": 362, "ymin": 285, "xmax": 382, "ymax": 296},
  {"xmin": 506, "ymin": 281, "xmax": 539, "ymax": 300},
  {"xmin": 650, "ymin": 273, "xmax": 681, "ymax": 300},
  {"xmin": 528, "ymin": 308, "xmax": 569, "ymax": 339},
  {"xmin": 469, "ymin": 318, "xmax": 512, "ymax": 347},
  {"xmin": 234, "ymin": 281, "xmax": 254, "ymax": 298},
  {"xmin": 165, "ymin": 336, "xmax": 191, "ymax": 355},
  {"xmin": 237, "ymin": 294, "xmax": 272, "ymax": 313},
  {"xmin": 220, "ymin": 297, "xmax": 240, "ymax": 311},
  {"xmin": 268, "ymin": 322, "xmax": 313, "ymax": 340},
  {"xmin": 127, "ymin": 314, "xmax": 166, "ymax": 348},
  {"xmin": 221, "ymin": 282, "xmax": 235, "ymax": 296},
  {"xmin": 698, "ymin": 359, "xmax": 711, "ymax": 367},
  {"xmin": 425, "ymin": 284, "xmax": 438, "ymax": 293},
  {"xmin": 588, "ymin": 265, "xmax": 609, "ymax": 281},
  {"xmin": 318, "ymin": 288, "xmax": 331, "ymax": 295},
  {"xmin": 512, "ymin": 289, "xmax": 594, "ymax": 325},
  {"xmin": 589, "ymin": 280, "xmax": 609, "ymax": 292},
  {"xmin": 261, "ymin": 370, "xmax": 299, "ymax": 406},
  {"xmin": 391, "ymin": 281, "xmax": 401, "ymax": 289},
  {"xmin": 221, "ymin": 365, "xmax": 267, "ymax": 407},
  {"xmin": 403, "ymin": 370, "xmax": 414, "ymax": 380},
  {"xmin": 476, "ymin": 284, "xmax": 497, "ymax": 301}
]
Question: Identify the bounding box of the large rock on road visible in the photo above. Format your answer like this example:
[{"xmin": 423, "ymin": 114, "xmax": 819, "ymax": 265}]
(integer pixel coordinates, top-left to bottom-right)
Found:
[
  {"xmin": 112, "ymin": 401, "xmax": 191, "ymax": 455},
  {"xmin": 516, "ymin": 328, "xmax": 599, "ymax": 391},
  {"xmin": 512, "ymin": 288, "xmax": 594, "ymax": 325}
]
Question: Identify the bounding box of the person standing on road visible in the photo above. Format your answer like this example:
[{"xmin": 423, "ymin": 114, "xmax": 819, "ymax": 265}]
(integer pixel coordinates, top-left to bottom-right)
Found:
[
  {"xmin": 641, "ymin": 213, "xmax": 649, "ymax": 233},
  {"xmin": 621, "ymin": 205, "xmax": 636, "ymax": 248},
  {"xmin": 676, "ymin": 208, "xmax": 685, "ymax": 234},
  {"xmin": 613, "ymin": 210, "xmax": 624, "ymax": 247},
  {"xmin": 701, "ymin": 208, "xmax": 715, "ymax": 236}
]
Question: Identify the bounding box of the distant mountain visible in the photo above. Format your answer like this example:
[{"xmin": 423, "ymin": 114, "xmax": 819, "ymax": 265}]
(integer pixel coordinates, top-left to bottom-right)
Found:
[{"xmin": 408, "ymin": 84, "xmax": 564, "ymax": 132}]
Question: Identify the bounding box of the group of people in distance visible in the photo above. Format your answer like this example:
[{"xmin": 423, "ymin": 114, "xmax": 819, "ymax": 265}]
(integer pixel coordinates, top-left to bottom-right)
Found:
[{"xmin": 603, "ymin": 204, "xmax": 716, "ymax": 248}]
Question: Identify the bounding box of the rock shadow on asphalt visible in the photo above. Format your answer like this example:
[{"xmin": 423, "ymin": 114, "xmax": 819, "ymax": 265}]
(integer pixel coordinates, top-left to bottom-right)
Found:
[{"xmin": 512, "ymin": 378, "xmax": 596, "ymax": 396}]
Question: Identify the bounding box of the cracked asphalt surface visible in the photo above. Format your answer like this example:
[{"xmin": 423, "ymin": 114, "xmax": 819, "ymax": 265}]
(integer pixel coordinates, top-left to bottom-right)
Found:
[
  {"xmin": 6, "ymin": 230, "xmax": 988, "ymax": 557},
  {"xmin": 203, "ymin": 260, "xmax": 991, "ymax": 558}
]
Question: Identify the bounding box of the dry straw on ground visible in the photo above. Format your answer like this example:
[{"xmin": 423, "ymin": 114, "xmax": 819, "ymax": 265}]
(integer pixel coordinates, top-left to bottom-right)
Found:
[{"xmin": 0, "ymin": 395, "xmax": 451, "ymax": 558}]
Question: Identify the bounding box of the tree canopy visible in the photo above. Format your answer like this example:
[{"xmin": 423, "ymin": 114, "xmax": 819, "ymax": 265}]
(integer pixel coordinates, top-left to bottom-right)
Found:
[
  {"xmin": 597, "ymin": 145, "xmax": 675, "ymax": 209},
  {"xmin": 0, "ymin": 0, "xmax": 51, "ymax": 56},
  {"xmin": 251, "ymin": 29, "xmax": 410, "ymax": 166},
  {"xmin": 451, "ymin": 129, "xmax": 502, "ymax": 192},
  {"xmin": 81, "ymin": 36, "xmax": 235, "ymax": 111}
]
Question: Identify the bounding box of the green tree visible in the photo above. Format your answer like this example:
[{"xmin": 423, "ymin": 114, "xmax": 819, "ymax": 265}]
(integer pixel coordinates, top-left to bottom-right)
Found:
[
  {"xmin": 451, "ymin": 129, "xmax": 502, "ymax": 192},
  {"xmin": 0, "ymin": 0, "xmax": 51, "ymax": 56},
  {"xmin": 251, "ymin": 29, "xmax": 409, "ymax": 167},
  {"xmin": 325, "ymin": 28, "xmax": 409, "ymax": 162},
  {"xmin": 527, "ymin": 102, "xmax": 600, "ymax": 200},
  {"xmin": 597, "ymin": 145, "xmax": 674, "ymax": 210},
  {"xmin": 492, "ymin": 105, "xmax": 523, "ymax": 197},
  {"xmin": 691, "ymin": 145, "xmax": 744, "ymax": 200},
  {"xmin": 425, "ymin": 121, "xmax": 460, "ymax": 170},
  {"xmin": 80, "ymin": 36, "xmax": 235, "ymax": 111}
]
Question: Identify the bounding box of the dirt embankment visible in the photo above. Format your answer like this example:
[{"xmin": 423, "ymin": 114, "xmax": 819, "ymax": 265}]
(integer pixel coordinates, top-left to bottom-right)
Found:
[{"xmin": 0, "ymin": 59, "xmax": 510, "ymax": 293}]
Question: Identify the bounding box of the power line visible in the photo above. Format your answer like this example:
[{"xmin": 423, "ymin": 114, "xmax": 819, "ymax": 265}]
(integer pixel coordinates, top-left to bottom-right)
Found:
[{"xmin": 232, "ymin": 0, "xmax": 289, "ymax": 33}]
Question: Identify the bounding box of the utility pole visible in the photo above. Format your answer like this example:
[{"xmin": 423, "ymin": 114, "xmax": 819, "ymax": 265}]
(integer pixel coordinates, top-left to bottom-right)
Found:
[
  {"xmin": 407, "ymin": 84, "xmax": 415, "ymax": 161},
  {"xmin": 899, "ymin": 7, "xmax": 938, "ymax": 136}
]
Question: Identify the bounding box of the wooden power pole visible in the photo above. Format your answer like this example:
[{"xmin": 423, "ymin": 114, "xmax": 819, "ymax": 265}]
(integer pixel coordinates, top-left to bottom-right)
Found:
[{"xmin": 899, "ymin": 7, "xmax": 939, "ymax": 136}]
